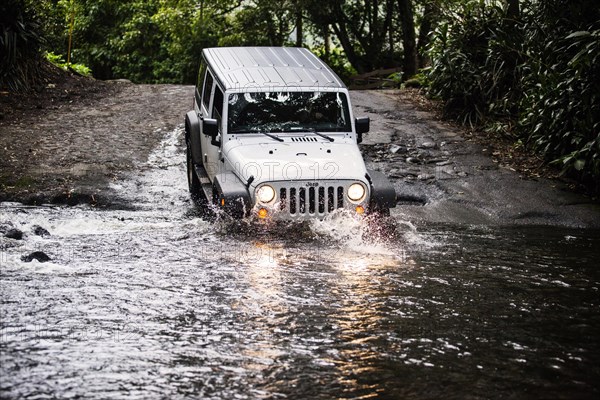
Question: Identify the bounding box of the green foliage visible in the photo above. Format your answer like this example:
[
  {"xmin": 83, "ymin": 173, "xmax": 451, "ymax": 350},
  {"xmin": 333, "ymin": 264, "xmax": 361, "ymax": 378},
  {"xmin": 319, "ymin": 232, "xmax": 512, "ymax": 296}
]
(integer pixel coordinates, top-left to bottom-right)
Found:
[
  {"xmin": 6, "ymin": 0, "xmax": 598, "ymax": 187},
  {"xmin": 304, "ymin": 0, "xmax": 401, "ymax": 73},
  {"xmin": 401, "ymin": 71, "xmax": 429, "ymax": 88},
  {"xmin": 46, "ymin": 51, "xmax": 92, "ymax": 76},
  {"xmin": 312, "ymin": 46, "xmax": 358, "ymax": 83},
  {"xmin": 37, "ymin": 0, "xmax": 72, "ymax": 56},
  {"xmin": 518, "ymin": 1, "xmax": 600, "ymax": 185},
  {"xmin": 52, "ymin": 0, "xmax": 235, "ymax": 83},
  {"xmin": 0, "ymin": 0, "xmax": 46, "ymax": 91},
  {"xmin": 389, "ymin": 72, "xmax": 404, "ymax": 85},
  {"xmin": 426, "ymin": 0, "xmax": 600, "ymax": 187},
  {"xmin": 426, "ymin": 1, "xmax": 519, "ymax": 126},
  {"xmin": 218, "ymin": 0, "xmax": 296, "ymax": 47},
  {"xmin": 31, "ymin": 0, "xmax": 407, "ymax": 85}
]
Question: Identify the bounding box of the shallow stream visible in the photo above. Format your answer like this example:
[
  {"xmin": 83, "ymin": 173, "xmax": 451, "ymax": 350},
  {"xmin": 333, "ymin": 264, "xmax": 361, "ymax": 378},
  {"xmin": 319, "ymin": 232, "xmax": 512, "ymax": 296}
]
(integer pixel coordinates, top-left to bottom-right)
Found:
[{"xmin": 1, "ymin": 128, "xmax": 599, "ymax": 399}]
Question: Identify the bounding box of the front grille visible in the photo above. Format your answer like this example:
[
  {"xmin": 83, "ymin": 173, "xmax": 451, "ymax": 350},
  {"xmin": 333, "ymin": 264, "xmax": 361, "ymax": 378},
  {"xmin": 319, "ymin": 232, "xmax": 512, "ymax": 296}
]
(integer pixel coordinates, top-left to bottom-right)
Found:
[{"xmin": 279, "ymin": 185, "xmax": 345, "ymax": 216}]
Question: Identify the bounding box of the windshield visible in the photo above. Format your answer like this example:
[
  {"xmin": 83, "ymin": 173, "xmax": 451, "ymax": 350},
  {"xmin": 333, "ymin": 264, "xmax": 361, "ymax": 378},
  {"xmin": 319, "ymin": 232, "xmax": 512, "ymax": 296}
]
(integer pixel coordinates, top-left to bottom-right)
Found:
[{"xmin": 227, "ymin": 91, "xmax": 351, "ymax": 134}]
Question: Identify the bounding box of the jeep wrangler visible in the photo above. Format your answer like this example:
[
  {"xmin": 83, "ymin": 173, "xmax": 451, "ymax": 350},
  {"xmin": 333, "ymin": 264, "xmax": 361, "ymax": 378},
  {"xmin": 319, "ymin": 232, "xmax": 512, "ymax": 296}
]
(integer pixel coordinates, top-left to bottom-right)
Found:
[{"xmin": 185, "ymin": 47, "xmax": 396, "ymax": 219}]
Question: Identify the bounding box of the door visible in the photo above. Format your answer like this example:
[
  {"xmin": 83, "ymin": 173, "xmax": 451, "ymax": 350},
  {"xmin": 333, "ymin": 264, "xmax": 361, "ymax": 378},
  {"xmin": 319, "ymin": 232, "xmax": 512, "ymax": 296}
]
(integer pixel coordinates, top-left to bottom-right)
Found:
[{"xmin": 197, "ymin": 70, "xmax": 221, "ymax": 180}]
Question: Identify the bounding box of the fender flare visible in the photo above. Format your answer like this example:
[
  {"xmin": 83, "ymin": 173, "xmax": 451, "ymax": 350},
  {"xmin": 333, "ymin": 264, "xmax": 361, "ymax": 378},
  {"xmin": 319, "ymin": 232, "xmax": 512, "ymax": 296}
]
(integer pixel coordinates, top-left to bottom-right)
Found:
[
  {"xmin": 366, "ymin": 169, "xmax": 397, "ymax": 211},
  {"xmin": 213, "ymin": 171, "xmax": 252, "ymax": 218},
  {"xmin": 185, "ymin": 110, "xmax": 202, "ymax": 164}
]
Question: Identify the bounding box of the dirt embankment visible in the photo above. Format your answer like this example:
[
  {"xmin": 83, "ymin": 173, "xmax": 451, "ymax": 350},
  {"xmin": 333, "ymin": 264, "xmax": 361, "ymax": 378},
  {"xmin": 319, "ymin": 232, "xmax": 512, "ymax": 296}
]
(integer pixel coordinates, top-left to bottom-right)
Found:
[
  {"xmin": 1, "ymin": 76, "xmax": 599, "ymax": 227},
  {"xmin": 0, "ymin": 76, "xmax": 192, "ymax": 206}
]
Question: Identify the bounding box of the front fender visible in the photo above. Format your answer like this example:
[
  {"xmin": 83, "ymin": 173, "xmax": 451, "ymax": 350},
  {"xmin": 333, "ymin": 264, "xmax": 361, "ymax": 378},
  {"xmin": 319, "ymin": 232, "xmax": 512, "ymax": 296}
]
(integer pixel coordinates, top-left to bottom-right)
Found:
[
  {"xmin": 213, "ymin": 171, "xmax": 252, "ymax": 218},
  {"xmin": 185, "ymin": 110, "xmax": 202, "ymax": 163},
  {"xmin": 367, "ymin": 169, "xmax": 397, "ymax": 211}
]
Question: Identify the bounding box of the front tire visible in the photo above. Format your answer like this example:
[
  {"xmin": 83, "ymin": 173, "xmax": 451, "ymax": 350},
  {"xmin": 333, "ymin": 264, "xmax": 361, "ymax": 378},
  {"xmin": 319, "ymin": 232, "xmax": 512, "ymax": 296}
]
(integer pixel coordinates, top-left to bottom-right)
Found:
[{"xmin": 186, "ymin": 140, "xmax": 203, "ymax": 204}]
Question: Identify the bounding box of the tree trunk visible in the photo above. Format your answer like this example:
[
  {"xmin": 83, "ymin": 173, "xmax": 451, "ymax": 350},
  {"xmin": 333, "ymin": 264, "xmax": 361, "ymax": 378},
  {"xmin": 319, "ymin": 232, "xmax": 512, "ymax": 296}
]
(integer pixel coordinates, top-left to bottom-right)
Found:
[
  {"xmin": 332, "ymin": 22, "xmax": 365, "ymax": 73},
  {"xmin": 388, "ymin": 0, "xmax": 394, "ymax": 60},
  {"xmin": 506, "ymin": 0, "xmax": 520, "ymax": 20},
  {"xmin": 323, "ymin": 24, "xmax": 330, "ymax": 62},
  {"xmin": 417, "ymin": 1, "xmax": 436, "ymax": 68},
  {"xmin": 398, "ymin": 0, "xmax": 417, "ymax": 78},
  {"xmin": 265, "ymin": 9, "xmax": 278, "ymax": 45},
  {"xmin": 296, "ymin": 8, "xmax": 303, "ymax": 47}
]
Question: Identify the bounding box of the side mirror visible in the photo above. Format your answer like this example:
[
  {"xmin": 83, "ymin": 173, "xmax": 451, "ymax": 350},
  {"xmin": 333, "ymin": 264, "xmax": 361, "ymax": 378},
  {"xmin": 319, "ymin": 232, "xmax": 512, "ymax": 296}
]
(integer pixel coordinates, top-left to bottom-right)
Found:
[
  {"xmin": 203, "ymin": 118, "xmax": 220, "ymax": 146},
  {"xmin": 355, "ymin": 117, "xmax": 370, "ymax": 144},
  {"xmin": 203, "ymin": 118, "xmax": 218, "ymax": 138}
]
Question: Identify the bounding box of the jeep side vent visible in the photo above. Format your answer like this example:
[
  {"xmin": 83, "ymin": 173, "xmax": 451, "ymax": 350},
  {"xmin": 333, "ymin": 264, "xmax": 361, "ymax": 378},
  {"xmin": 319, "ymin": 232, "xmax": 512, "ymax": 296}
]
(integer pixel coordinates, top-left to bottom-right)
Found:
[
  {"xmin": 290, "ymin": 137, "xmax": 318, "ymax": 142},
  {"xmin": 280, "ymin": 186, "xmax": 345, "ymax": 216}
]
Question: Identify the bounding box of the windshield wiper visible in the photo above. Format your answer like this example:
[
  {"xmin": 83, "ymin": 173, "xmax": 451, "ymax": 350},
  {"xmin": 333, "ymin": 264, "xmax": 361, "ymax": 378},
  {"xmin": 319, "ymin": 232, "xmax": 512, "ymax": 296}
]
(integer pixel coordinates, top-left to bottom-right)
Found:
[
  {"xmin": 307, "ymin": 127, "xmax": 335, "ymax": 142},
  {"xmin": 259, "ymin": 131, "xmax": 284, "ymax": 142},
  {"xmin": 230, "ymin": 128, "xmax": 283, "ymax": 142}
]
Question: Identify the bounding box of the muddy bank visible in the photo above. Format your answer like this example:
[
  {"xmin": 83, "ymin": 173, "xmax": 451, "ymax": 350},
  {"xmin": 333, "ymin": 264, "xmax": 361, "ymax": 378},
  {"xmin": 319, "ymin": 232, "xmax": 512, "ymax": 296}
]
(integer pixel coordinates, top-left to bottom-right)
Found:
[
  {"xmin": 1, "ymin": 83, "xmax": 598, "ymax": 227},
  {"xmin": 0, "ymin": 82, "xmax": 192, "ymax": 207}
]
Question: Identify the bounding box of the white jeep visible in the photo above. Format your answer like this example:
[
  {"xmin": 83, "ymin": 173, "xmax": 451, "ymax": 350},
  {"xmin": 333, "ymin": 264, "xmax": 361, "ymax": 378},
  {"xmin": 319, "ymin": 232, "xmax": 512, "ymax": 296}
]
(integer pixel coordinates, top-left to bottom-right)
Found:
[{"xmin": 185, "ymin": 47, "xmax": 396, "ymax": 219}]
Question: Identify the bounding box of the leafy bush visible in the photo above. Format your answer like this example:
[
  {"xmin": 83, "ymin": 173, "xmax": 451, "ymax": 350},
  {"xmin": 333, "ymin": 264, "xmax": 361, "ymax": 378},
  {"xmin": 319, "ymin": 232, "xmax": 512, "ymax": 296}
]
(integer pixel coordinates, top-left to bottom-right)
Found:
[
  {"xmin": 54, "ymin": 0, "xmax": 226, "ymax": 84},
  {"xmin": 426, "ymin": 0, "xmax": 600, "ymax": 188},
  {"xmin": 311, "ymin": 46, "xmax": 358, "ymax": 84},
  {"xmin": 426, "ymin": 2, "xmax": 520, "ymax": 127},
  {"xmin": 0, "ymin": 0, "xmax": 45, "ymax": 91},
  {"xmin": 518, "ymin": 1, "xmax": 600, "ymax": 186},
  {"xmin": 46, "ymin": 51, "xmax": 92, "ymax": 77}
]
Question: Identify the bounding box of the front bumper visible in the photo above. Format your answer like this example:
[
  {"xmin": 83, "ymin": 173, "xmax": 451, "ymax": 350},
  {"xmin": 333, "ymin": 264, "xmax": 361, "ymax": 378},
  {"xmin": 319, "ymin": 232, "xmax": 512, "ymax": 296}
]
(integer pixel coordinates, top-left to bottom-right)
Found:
[{"xmin": 251, "ymin": 180, "xmax": 369, "ymax": 220}]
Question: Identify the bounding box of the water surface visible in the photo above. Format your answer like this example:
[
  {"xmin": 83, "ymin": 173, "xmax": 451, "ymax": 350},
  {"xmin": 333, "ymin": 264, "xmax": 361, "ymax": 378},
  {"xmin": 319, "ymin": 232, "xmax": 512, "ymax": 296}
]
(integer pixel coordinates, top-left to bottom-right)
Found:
[{"xmin": 1, "ymin": 128, "xmax": 598, "ymax": 399}]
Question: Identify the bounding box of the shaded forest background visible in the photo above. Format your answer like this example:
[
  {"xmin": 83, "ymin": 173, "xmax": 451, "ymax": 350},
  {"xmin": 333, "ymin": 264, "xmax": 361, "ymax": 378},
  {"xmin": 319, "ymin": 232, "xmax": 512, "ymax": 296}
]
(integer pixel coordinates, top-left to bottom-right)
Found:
[{"xmin": 1, "ymin": 0, "xmax": 599, "ymax": 189}]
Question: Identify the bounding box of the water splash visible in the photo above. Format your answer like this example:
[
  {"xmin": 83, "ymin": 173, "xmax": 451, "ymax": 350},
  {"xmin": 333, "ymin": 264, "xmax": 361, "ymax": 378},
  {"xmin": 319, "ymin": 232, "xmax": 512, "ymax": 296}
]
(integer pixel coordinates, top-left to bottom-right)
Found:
[
  {"xmin": 3, "ymin": 129, "xmax": 600, "ymax": 400},
  {"xmin": 110, "ymin": 125, "xmax": 190, "ymax": 212}
]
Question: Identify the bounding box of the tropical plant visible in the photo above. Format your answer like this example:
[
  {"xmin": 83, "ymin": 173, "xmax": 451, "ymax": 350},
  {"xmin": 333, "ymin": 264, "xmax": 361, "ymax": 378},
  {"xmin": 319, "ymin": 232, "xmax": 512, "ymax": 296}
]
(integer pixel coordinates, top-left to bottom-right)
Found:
[
  {"xmin": 426, "ymin": 0, "xmax": 600, "ymax": 187},
  {"xmin": 46, "ymin": 51, "xmax": 92, "ymax": 76},
  {"xmin": 0, "ymin": 0, "xmax": 46, "ymax": 91},
  {"xmin": 426, "ymin": 1, "xmax": 519, "ymax": 126},
  {"xmin": 518, "ymin": 1, "xmax": 600, "ymax": 185}
]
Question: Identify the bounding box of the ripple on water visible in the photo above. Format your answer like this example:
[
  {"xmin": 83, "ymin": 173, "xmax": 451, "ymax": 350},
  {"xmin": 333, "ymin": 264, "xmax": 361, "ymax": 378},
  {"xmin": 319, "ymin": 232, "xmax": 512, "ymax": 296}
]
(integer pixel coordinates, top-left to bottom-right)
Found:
[{"xmin": 2, "ymin": 128, "xmax": 600, "ymax": 399}]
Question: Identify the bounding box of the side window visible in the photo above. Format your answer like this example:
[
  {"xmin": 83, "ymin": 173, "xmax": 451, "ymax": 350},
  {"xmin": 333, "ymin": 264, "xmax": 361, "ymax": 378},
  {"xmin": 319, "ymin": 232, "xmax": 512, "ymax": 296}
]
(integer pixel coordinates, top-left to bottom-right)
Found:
[
  {"xmin": 212, "ymin": 86, "xmax": 224, "ymax": 132},
  {"xmin": 202, "ymin": 71, "xmax": 214, "ymax": 110},
  {"xmin": 195, "ymin": 62, "xmax": 206, "ymax": 106},
  {"xmin": 196, "ymin": 62, "xmax": 206, "ymax": 91}
]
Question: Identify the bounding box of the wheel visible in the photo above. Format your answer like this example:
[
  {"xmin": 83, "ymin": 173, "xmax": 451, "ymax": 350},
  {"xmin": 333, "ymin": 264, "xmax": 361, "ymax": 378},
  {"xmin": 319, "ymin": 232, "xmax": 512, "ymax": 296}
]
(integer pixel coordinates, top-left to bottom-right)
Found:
[
  {"xmin": 369, "ymin": 203, "xmax": 391, "ymax": 217},
  {"xmin": 186, "ymin": 140, "xmax": 203, "ymax": 204},
  {"xmin": 377, "ymin": 207, "xmax": 391, "ymax": 217}
]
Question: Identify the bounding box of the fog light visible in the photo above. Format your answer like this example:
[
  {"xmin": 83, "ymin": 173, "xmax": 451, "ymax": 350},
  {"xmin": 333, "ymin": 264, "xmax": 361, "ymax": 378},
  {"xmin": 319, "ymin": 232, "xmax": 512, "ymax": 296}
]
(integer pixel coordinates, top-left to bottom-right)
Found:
[
  {"xmin": 355, "ymin": 205, "xmax": 365, "ymax": 214},
  {"xmin": 258, "ymin": 208, "xmax": 268, "ymax": 219}
]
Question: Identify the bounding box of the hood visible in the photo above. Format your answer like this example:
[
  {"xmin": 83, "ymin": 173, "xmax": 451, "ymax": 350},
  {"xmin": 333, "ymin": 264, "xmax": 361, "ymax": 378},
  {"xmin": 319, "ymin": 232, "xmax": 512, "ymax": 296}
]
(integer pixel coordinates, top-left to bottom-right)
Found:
[{"xmin": 222, "ymin": 137, "xmax": 368, "ymax": 186}]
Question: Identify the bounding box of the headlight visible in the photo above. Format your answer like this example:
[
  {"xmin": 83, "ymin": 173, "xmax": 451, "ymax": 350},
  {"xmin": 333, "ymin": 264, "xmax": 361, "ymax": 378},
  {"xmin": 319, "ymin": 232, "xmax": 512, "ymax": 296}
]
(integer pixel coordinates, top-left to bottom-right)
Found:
[
  {"xmin": 347, "ymin": 183, "xmax": 366, "ymax": 202},
  {"xmin": 256, "ymin": 185, "xmax": 276, "ymax": 204}
]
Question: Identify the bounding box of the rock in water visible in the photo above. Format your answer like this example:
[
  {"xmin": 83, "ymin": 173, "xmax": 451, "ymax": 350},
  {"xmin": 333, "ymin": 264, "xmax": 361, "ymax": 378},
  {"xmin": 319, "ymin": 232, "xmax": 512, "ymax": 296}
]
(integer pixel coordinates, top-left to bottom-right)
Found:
[
  {"xmin": 21, "ymin": 251, "xmax": 51, "ymax": 263},
  {"xmin": 5, "ymin": 228, "xmax": 23, "ymax": 240},
  {"xmin": 33, "ymin": 225, "xmax": 51, "ymax": 237},
  {"xmin": 419, "ymin": 141, "xmax": 436, "ymax": 149}
]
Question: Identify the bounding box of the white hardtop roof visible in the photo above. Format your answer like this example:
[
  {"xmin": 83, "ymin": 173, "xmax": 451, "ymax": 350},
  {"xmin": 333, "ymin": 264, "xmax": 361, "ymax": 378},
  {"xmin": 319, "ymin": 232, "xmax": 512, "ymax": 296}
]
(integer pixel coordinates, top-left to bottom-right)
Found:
[{"xmin": 202, "ymin": 47, "xmax": 346, "ymax": 91}]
